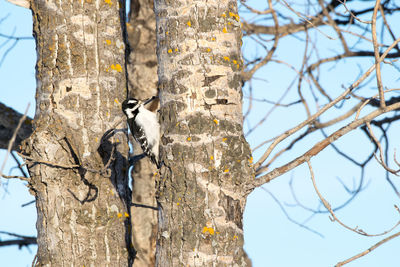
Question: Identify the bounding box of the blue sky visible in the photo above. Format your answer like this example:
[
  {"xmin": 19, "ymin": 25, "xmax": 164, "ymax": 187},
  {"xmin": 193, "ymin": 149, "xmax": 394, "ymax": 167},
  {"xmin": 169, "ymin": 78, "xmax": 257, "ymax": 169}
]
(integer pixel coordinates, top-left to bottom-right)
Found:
[
  {"xmin": 1, "ymin": 0, "xmax": 400, "ymax": 266},
  {"xmin": 0, "ymin": 1, "xmax": 36, "ymax": 266}
]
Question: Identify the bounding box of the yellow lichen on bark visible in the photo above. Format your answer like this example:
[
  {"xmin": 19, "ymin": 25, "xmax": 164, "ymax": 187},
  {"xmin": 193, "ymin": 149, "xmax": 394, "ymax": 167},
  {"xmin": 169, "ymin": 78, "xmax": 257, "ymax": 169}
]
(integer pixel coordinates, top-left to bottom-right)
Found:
[
  {"xmin": 202, "ymin": 227, "xmax": 215, "ymax": 235},
  {"xmin": 111, "ymin": 64, "xmax": 122, "ymax": 72}
]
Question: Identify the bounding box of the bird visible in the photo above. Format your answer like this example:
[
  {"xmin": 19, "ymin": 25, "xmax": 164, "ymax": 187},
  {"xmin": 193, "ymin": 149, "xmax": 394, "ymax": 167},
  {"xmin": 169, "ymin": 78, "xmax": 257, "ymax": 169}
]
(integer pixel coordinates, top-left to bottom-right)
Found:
[{"xmin": 121, "ymin": 96, "xmax": 161, "ymax": 168}]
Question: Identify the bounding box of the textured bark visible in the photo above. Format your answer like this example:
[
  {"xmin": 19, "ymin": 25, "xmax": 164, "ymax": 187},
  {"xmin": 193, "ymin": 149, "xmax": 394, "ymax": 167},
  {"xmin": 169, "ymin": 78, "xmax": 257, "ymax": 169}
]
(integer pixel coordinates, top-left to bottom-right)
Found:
[
  {"xmin": 126, "ymin": 1, "xmax": 158, "ymax": 266},
  {"xmin": 24, "ymin": 1, "xmax": 133, "ymax": 266},
  {"xmin": 127, "ymin": 0, "xmax": 158, "ymax": 100},
  {"xmin": 0, "ymin": 102, "xmax": 32, "ymax": 150},
  {"xmin": 155, "ymin": 0, "xmax": 254, "ymax": 266}
]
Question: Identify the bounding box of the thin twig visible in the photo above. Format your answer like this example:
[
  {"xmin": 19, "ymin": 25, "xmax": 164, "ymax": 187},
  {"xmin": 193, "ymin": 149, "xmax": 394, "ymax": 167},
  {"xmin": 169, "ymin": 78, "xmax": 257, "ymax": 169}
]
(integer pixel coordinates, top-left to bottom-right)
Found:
[
  {"xmin": 335, "ymin": 230, "xmax": 400, "ymax": 266},
  {"xmin": 11, "ymin": 151, "xmax": 28, "ymax": 178},
  {"xmin": 0, "ymin": 32, "xmax": 33, "ymax": 40},
  {"xmin": 278, "ymin": 0, "xmax": 336, "ymax": 40},
  {"xmin": 16, "ymin": 152, "xmax": 80, "ymax": 169},
  {"xmin": 21, "ymin": 200, "xmax": 35, "ymax": 207},
  {"xmin": 379, "ymin": 5, "xmax": 400, "ymax": 52},
  {"xmin": 319, "ymin": 0, "xmax": 349, "ymax": 53},
  {"xmin": 0, "ymin": 103, "xmax": 30, "ymax": 185},
  {"xmin": 371, "ymin": 0, "xmax": 385, "ymax": 108},
  {"xmin": 242, "ymin": 0, "xmax": 280, "ymax": 81},
  {"xmin": 394, "ymin": 149, "xmax": 400, "ymax": 168},
  {"xmin": 314, "ymin": 101, "xmax": 363, "ymax": 128},
  {"xmin": 337, "ymin": 0, "xmax": 371, "ymax": 24},
  {"xmin": 0, "ymin": 174, "xmax": 29, "ymax": 182},
  {"xmin": 366, "ymin": 122, "xmax": 400, "ymax": 175},
  {"xmin": 307, "ymin": 160, "xmax": 400, "ymax": 236}
]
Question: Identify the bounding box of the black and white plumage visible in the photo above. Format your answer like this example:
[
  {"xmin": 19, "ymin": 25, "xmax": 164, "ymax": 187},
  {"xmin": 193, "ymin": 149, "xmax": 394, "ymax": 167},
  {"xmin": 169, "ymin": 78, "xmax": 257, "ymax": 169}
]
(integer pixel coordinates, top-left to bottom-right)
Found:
[{"xmin": 122, "ymin": 97, "xmax": 161, "ymax": 168}]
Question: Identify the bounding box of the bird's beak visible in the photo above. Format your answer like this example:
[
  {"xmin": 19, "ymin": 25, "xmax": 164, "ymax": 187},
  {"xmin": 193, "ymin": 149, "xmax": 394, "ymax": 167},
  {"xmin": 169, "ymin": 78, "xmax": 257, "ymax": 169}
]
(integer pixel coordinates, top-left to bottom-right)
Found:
[
  {"xmin": 143, "ymin": 96, "xmax": 158, "ymax": 106},
  {"xmin": 132, "ymin": 101, "xmax": 142, "ymax": 111}
]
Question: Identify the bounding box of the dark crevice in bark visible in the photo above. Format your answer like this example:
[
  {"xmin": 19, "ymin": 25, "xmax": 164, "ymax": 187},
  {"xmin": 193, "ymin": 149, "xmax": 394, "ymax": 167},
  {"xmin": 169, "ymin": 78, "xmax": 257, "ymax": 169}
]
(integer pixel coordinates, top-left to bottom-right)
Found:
[{"xmin": 100, "ymin": 127, "xmax": 136, "ymax": 265}]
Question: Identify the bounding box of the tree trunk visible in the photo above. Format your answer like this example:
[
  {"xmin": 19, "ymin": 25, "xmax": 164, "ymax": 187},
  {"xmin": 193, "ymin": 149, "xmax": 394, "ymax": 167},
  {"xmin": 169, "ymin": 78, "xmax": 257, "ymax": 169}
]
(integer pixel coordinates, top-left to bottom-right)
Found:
[
  {"xmin": 24, "ymin": 1, "xmax": 133, "ymax": 266},
  {"xmin": 127, "ymin": 0, "xmax": 158, "ymax": 266},
  {"xmin": 154, "ymin": 0, "xmax": 254, "ymax": 265}
]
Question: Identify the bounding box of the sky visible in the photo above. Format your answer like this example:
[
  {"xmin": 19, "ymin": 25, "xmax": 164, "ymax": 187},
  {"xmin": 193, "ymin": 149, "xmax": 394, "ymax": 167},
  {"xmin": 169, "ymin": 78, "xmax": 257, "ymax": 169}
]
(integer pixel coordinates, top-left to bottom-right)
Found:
[
  {"xmin": 1, "ymin": 0, "xmax": 400, "ymax": 266},
  {"xmin": 0, "ymin": 1, "xmax": 36, "ymax": 267}
]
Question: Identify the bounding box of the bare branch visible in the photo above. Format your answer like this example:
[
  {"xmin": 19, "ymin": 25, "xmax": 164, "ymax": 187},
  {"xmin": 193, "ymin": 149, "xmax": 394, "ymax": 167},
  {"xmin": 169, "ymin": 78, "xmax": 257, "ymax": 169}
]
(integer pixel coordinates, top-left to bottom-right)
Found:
[
  {"xmin": 1, "ymin": 174, "xmax": 29, "ymax": 182},
  {"xmin": 254, "ymin": 36, "xmax": 400, "ymax": 171},
  {"xmin": 335, "ymin": 230, "xmax": 400, "ymax": 266},
  {"xmin": 250, "ymin": 100, "xmax": 400, "ymax": 190},
  {"xmin": 0, "ymin": 231, "xmax": 36, "ymax": 248}
]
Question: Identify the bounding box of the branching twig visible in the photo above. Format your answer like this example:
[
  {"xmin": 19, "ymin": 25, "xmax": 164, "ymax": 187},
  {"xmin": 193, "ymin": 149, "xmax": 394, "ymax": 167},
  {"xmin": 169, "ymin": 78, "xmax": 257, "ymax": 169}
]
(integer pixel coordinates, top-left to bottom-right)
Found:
[
  {"xmin": 254, "ymin": 36, "xmax": 400, "ymax": 172},
  {"xmin": 307, "ymin": 160, "xmax": 400, "ymax": 236},
  {"xmin": 242, "ymin": 0, "xmax": 280, "ymax": 81},
  {"xmin": 337, "ymin": 0, "xmax": 371, "ymax": 24},
  {"xmin": 366, "ymin": 122, "xmax": 400, "ymax": 175}
]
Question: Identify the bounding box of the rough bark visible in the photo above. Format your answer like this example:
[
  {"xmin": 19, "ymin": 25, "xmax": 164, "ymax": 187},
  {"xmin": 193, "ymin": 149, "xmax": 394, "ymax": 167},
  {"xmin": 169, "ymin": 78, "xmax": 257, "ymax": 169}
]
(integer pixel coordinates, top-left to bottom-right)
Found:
[
  {"xmin": 126, "ymin": 0, "xmax": 158, "ymax": 266},
  {"xmin": 24, "ymin": 1, "xmax": 133, "ymax": 266},
  {"xmin": 155, "ymin": 0, "xmax": 254, "ymax": 265}
]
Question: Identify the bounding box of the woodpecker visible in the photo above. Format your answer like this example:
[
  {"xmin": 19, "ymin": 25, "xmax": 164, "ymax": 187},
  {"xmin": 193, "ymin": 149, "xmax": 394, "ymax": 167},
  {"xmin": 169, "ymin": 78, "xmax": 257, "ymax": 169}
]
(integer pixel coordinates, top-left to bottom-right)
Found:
[{"xmin": 122, "ymin": 96, "xmax": 160, "ymax": 168}]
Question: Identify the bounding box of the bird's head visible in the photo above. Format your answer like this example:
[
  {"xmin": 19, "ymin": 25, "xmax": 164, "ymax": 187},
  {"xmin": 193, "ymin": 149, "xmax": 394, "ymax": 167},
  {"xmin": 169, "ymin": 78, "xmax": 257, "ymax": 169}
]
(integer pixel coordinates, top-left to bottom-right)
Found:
[{"xmin": 122, "ymin": 98, "xmax": 141, "ymax": 119}]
